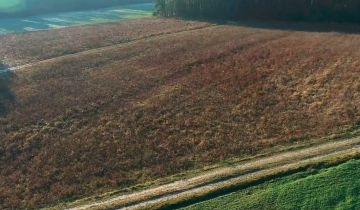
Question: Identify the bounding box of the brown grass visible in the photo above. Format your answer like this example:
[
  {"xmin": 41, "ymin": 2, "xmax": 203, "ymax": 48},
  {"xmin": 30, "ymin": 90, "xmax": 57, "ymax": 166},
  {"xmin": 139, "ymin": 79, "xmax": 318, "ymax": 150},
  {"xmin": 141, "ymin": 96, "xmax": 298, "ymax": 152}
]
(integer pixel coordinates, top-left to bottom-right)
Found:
[
  {"xmin": 0, "ymin": 17, "xmax": 211, "ymax": 66},
  {"xmin": 1, "ymin": 18, "xmax": 360, "ymax": 209}
]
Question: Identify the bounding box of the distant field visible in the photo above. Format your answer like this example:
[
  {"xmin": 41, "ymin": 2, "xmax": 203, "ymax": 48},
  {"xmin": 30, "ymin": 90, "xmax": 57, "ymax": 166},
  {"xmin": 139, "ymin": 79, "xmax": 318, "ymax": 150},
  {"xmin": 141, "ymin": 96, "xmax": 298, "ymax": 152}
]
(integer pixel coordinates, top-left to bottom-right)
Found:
[
  {"xmin": 1, "ymin": 18, "xmax": 360, "ymax": 209},
  {"xmin": 184, "ymin": 159, "xmax": 360, "ymax": 210},
  {"xmin": 0, "ymin": 3, "xmax": 154, "ymax": 35},
  {"xmin": 0, "ymin": 17, "xmax": 211, "ymax": 66}
]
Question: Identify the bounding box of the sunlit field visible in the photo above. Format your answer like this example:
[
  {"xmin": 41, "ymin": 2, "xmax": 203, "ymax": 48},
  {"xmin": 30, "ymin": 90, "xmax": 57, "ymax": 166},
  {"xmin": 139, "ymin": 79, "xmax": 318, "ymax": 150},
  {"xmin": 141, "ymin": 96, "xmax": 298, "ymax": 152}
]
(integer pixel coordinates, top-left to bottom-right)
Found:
[
  {"xmin": 2, "ymin": 0, "xmax": 360, "ymax": 209},
  {"xmin": 0, "ymin": 3, "xmax": 153, "ymax": 35},
  {"xmin": 2, "ymin": 18, "xmax": 360, "ymax": 209}
]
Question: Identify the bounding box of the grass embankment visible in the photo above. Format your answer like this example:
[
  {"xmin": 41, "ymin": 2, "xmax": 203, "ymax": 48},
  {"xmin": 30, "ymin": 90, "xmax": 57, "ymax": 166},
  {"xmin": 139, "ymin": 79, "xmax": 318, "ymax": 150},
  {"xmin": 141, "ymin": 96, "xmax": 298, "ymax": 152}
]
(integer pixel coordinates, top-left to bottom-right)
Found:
[{"xmin": 184, "ymin": 159, "xmax": 360, "ymax": 210}]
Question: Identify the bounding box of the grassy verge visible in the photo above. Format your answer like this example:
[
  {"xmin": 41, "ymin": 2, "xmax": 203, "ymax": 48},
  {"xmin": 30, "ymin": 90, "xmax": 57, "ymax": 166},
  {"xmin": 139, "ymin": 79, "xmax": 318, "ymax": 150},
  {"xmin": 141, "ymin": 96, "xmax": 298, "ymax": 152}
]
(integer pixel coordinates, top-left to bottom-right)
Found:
[
  {"xmin": 141, "ymin": 149, "xmax": 360, "ymax": 210},
  {"xmin": 183, "ymin": 158, "xmax": 360, "ymax": 210}
]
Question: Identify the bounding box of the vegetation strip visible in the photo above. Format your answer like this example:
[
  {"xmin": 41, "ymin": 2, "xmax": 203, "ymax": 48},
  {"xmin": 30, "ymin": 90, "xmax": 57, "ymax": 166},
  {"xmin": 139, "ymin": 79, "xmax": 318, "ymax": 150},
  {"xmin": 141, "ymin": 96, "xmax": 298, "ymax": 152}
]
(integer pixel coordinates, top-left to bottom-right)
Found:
[
  {"xmin": 183, "ymin": 159, "xmax": 360, "ymax": 210},
  {"xmin": 51, "ymin": 137, "xmax": 360, "ymax": 210}
]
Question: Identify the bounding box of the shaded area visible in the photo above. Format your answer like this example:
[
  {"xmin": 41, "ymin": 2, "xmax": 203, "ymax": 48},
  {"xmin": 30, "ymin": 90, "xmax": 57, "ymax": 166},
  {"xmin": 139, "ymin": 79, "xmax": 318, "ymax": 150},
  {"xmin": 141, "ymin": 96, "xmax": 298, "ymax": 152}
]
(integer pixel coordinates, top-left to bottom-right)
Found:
[
  {"xmin": 0, "ymin": 63, "xmax": 15, "ymax": 115},
  {"xmin": 155, "ymin": 0, "xmax": 360, "ymax": 24},
  {"xmin": 217, "ymin": 19, "xmax": 360, "ymax": 34},
  {"xmin": 155, "ymin": 0, "xmax": 360, "ymax": 34}
]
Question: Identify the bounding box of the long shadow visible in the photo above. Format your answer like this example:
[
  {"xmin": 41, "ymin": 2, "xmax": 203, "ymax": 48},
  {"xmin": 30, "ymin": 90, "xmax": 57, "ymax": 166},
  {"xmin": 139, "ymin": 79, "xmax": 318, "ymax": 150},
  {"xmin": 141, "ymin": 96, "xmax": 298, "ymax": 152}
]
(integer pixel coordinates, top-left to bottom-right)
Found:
[
  {"xmin": 179, "ymin": 16, "xmax": 360, "ymax": 34},
  {"xmin": 0, "ymin": 63, "xmax": 15, "ymax": 116},
  {"xmin": 231, "ymin": 19, "xmax": 360, "ymax": 34}
]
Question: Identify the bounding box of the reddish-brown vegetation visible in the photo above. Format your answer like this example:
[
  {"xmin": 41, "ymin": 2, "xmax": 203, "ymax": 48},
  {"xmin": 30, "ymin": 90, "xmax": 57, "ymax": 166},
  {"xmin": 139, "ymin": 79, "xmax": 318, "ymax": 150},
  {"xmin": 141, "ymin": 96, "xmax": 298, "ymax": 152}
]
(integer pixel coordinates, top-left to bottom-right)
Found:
[
  {"xmin": 1, "ymin": 18, "xmax": 360, "ymax": 209},
  {"xmin": 0, "ymin": 17, "xmax": 211, "ymax": 66}
]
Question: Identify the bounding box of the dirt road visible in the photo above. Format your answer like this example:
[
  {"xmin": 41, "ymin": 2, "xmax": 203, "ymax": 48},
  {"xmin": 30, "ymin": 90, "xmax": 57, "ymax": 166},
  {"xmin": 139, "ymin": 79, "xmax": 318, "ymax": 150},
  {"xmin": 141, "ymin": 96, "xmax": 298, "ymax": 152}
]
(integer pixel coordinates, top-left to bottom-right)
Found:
[{"xmin": 63, "ymin": 136, "xmax": 360, "ymax": 210}]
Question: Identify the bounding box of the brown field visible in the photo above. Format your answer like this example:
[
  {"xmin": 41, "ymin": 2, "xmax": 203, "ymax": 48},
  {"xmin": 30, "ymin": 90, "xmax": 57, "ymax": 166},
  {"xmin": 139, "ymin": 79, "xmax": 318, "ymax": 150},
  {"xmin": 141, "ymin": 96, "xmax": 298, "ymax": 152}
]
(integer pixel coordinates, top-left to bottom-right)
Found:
[
  {"xmin": 0, "ymin": 18, "xmax": 211, "ymax": 66},
  {"xmin": 1, "ymin": 17, "xmax": 360, "ymax": 209}
]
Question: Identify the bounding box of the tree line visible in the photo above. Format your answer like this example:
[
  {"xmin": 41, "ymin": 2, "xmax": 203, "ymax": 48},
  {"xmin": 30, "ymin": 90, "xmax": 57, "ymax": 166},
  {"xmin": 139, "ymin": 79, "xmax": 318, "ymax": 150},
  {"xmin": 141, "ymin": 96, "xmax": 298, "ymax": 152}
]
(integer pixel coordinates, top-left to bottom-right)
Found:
[{"xmin": 155, "ymin": 0, "xmax": 360, "ymax": 22}]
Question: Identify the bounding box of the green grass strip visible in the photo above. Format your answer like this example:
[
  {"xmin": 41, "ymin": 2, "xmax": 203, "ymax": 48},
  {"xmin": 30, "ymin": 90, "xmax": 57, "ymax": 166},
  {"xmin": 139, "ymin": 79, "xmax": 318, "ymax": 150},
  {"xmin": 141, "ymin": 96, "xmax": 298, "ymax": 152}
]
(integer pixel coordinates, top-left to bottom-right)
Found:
[{"xmin": 184, "ymin": 159, "xmax": 360, "ymax": 210}]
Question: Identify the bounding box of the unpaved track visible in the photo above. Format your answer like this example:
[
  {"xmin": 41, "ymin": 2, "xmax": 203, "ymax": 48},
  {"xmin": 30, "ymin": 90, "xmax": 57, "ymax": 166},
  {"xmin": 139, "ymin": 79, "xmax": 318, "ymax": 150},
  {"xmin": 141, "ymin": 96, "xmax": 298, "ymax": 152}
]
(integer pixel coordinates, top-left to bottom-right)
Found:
[{"xmin": 64, "ymin": 136, "xmax": 360, "ymax": 210}]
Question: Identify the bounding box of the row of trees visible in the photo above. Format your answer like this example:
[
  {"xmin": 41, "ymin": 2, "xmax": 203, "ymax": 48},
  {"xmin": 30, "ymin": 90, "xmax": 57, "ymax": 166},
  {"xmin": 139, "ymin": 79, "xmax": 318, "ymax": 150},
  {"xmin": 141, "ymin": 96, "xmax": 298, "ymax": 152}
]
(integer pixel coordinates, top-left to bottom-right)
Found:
[{"xmin": 155, "ymin": 0, "xmax": 360, "ymax": 22}]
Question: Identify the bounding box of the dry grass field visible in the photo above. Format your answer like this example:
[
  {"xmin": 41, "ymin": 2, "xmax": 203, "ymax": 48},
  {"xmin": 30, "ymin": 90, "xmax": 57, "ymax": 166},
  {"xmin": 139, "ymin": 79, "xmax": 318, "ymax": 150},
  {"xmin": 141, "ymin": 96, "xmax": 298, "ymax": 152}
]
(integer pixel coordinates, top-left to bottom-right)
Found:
[
  {"xmin": 1, "ymin": 17, "xmax": 360, "ymax": 209},
  {"xmin": 0, "ymin": 18, "xmax": 211, "ymax": 66}
]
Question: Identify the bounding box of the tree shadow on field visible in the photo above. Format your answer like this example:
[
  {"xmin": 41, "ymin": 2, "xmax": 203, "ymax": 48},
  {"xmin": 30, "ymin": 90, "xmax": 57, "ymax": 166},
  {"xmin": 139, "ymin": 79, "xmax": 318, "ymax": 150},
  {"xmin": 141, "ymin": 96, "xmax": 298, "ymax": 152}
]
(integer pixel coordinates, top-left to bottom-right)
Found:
[
  {"xmin": 181, "ymin": 16, "xmax": 360, "ymax": 34},
  {"xmin": 229, "ymin": 19, "xmax": 360, "ymax": 34},
  {"xmin": 0, "ymin": 63, "xmax": 15, "ymax": 116}
]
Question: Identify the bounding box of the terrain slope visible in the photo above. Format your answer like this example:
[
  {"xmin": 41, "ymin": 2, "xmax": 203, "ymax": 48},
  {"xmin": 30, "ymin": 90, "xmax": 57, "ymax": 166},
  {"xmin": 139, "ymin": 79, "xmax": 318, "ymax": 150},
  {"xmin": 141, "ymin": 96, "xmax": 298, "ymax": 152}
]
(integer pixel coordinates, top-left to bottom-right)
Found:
[{"xmin": 1, "ymin": 18, "xmax": 360, "ymax": 209}]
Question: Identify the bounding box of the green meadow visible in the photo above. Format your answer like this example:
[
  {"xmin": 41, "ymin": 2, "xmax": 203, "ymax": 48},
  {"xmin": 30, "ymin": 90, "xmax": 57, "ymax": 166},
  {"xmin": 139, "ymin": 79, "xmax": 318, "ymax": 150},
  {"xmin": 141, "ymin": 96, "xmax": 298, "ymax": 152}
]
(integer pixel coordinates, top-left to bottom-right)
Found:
[
  {"xmin": 0, "ymin": 3, "xmax": 153, "ymax": 35},
  {"xmin": 184, "ymin": 159, "xmax": 360, "ymax": 210}
]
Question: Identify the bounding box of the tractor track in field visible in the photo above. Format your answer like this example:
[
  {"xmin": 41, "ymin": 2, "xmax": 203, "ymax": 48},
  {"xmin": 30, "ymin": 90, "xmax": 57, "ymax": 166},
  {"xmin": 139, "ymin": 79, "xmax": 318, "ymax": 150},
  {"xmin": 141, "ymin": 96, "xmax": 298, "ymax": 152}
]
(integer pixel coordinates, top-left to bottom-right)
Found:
[{"xmin": 61, "ymin": 136, "xmax": 360, "ymax": 210}]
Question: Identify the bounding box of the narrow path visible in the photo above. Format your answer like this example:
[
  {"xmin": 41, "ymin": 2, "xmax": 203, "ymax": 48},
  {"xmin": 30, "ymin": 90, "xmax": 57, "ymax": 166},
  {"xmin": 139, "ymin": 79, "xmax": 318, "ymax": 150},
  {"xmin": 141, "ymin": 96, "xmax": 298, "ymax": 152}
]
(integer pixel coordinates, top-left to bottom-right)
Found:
[
  {"xmin": 124, "ymin": 147, "xmax": 360, "ymax": 210},
  {"xmin": 64, "ymin": 136, "xmax": 360, "ymax": 210}
]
